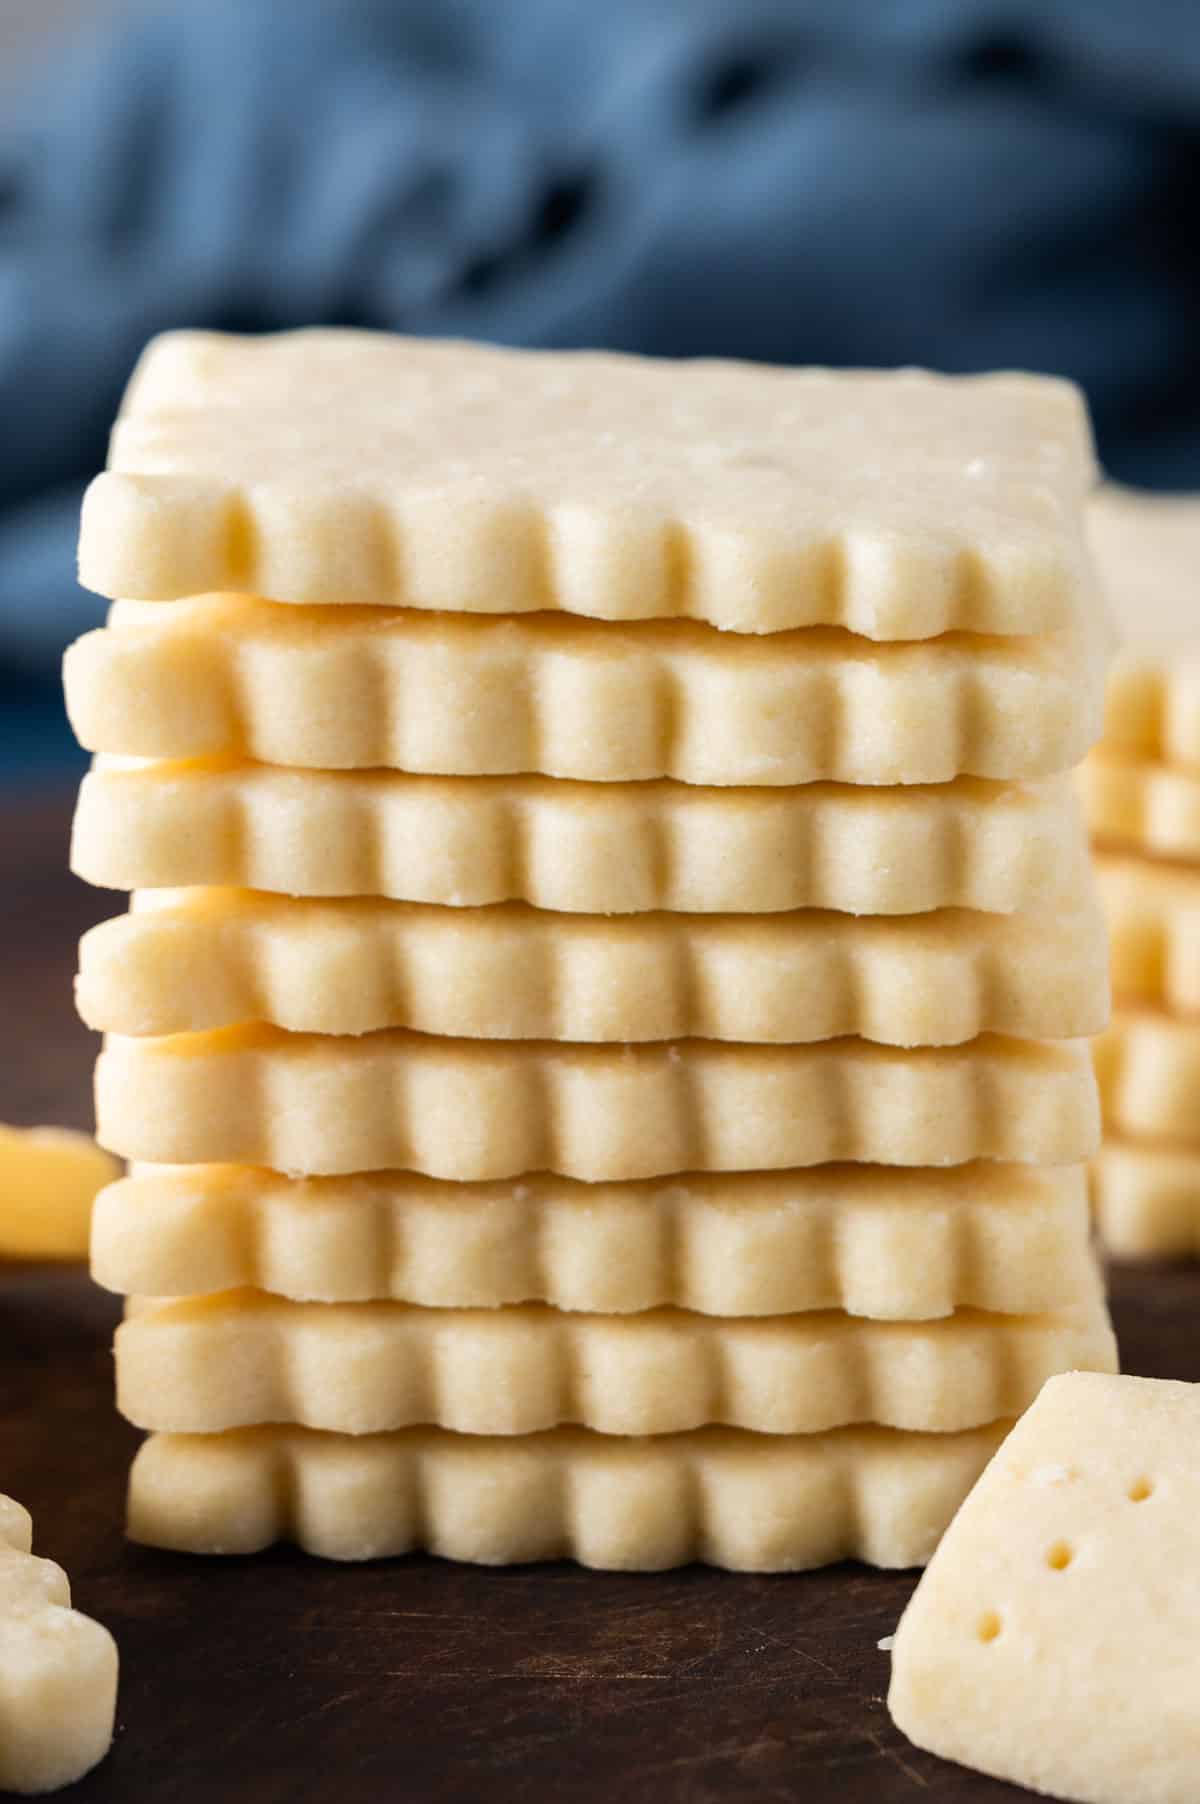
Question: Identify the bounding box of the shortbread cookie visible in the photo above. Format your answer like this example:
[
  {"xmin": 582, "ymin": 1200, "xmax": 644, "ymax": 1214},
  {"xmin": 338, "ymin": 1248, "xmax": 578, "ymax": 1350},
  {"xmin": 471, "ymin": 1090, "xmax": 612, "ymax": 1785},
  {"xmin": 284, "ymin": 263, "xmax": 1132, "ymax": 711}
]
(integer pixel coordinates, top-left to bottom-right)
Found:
[
  {"xmin": 0, "ymin": 1495, "xmax": 117, "ymax": 1794},
  {"xmin": 889, "ymin": 1373, "xmax": 1200, "ymax": 1804},
  {"xmin": 128, "ymin": 1419, "xmax": 1010, "ymax": 1569},
  {"xmin": 77, "ymin": 888, "xmax": 1111, "ymax": 1046},
  {"xmin": 1092, "ymin": 1139, "xmax": 1200, "ymax": 1257},
  {"xmin": 70, "ymin": 760, "xmax": 1091, "ymax": 916},
  {"xmin": 91, "ymin": 1162, "xmax": 1093, "ymax": 1319},
  {"xmin": 1080, "ymin": 750, "xmax": 1200, "ymax": 859},
  {"xmin": 94, "ymin": 1028, "xmax": 1100, "ymax": 1179},
  {"xmin": 1094, "ymin": 1006, "xmax": 1200, "ymax": 1147},
  {"xmin": 1095, "ymin": 852, "xmax": 1200, "ymax": 1014},
  {"xmin": 79, "ymin": 332, "xmax": 1097, "ymax": 637},
  {"xmin": 114, "ymin": 1279, "xmax": 1114, "ymax": 1437},
  {"xmin": 64, "ymin": 597, "xmax": 1106, "ymax": 785},
  {"xmin": 1091, "ymin": 488, "xmax": 1200, "ymax": 766},
  {"xmin": 0, "ymin": 1123, "xmax": 119, "ymax": 1260}
]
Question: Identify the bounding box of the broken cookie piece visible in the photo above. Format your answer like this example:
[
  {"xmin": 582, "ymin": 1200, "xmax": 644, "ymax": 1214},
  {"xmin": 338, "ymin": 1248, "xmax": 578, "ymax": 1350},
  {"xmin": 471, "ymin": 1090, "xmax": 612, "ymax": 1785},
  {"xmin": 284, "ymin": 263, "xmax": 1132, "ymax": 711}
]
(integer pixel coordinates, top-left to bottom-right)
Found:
[
  {"xmin": 889, "ymin": 1372, "xmax": 1200, "ymax": 1804},
  {"xmin": 0, "ymin": 1495, "xmax": 117, "ymax": 1793}
]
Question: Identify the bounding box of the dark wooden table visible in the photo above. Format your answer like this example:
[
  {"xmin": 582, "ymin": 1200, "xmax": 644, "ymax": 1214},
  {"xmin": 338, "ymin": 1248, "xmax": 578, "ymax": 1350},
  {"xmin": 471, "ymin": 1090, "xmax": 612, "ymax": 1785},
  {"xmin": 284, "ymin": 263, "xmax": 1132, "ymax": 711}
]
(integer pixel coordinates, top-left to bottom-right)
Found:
[{"xmin": 1, "ymin": 786, "xmax": 1196, "ymax": 1804}]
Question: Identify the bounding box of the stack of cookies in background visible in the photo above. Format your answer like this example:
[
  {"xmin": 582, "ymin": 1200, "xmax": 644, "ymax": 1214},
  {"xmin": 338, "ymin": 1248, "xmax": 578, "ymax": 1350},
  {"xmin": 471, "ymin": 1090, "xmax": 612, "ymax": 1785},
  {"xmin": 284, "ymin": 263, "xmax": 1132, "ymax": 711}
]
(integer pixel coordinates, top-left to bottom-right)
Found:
[
  {"xmin": 65, "ymin": 332, "xmax": 1116, "ymax": 1570},
  {"xmin": 1083, "ymin": 490, "xmax": 1200, "ymax": 1258}
]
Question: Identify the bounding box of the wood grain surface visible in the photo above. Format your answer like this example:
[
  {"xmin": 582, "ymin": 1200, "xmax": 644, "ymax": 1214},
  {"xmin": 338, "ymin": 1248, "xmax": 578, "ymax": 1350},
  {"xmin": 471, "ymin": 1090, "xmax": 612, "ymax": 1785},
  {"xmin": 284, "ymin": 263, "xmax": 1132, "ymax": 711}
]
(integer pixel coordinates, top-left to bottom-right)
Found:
[{"xmin": 1, "ymin": 785, "xmax": 1196, "ymax": 1804}]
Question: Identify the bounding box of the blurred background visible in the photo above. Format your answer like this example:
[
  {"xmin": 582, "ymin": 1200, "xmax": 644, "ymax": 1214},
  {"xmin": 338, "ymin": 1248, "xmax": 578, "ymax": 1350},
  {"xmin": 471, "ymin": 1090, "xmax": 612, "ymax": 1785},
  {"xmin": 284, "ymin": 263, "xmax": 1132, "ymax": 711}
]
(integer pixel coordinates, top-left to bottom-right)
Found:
[{"xmin": 3, "ymin": 0, "xmax": 1200, "ymax": 783}]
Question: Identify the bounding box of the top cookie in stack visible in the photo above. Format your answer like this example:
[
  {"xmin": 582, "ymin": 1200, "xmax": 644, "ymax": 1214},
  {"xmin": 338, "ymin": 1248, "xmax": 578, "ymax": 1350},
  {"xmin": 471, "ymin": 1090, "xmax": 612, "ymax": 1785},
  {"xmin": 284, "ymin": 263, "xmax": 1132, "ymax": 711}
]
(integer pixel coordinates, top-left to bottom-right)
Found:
[
  {"xmin": 67, "ymin": 334, "xmax": 1115, "ymax": 1572},
  {"xmin": 79, "ymin": 333, "xmax": 1096, "ymax": 633}
]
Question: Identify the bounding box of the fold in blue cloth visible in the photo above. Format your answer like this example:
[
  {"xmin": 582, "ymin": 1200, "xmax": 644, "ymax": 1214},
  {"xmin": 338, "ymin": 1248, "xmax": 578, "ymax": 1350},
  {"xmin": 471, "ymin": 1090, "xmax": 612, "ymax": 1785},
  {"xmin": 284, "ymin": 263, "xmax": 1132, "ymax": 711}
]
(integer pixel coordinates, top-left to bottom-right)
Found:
[{"xmin": 4, "ymin": 0, "xmax": 1200, "ymax": 681}]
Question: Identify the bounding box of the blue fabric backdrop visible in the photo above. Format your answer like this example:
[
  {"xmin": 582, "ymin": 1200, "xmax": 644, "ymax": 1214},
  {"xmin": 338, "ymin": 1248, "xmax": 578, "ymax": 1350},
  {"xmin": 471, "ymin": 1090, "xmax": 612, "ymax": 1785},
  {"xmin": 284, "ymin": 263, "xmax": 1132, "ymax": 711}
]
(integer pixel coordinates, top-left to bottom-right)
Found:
[{"xmin": 4, "ymin": 0, "xmax": 1200, "ymax": 761}]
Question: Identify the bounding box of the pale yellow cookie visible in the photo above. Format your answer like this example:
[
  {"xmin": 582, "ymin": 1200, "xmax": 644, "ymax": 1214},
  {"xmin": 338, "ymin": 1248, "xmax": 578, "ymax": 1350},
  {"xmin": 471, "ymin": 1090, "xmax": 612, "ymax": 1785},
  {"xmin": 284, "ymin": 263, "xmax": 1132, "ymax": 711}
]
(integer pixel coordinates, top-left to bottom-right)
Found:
[
  {"xmin": 1092, "ymin": 1138, "xmax": 1200, "ymax": 1258},
  {"xmin": 0, "ymin": 1495, "xmax": 117, "ymax": 1794},
  {"xmin": 1094, "ymin": 1005, "xmax": 1200, "ymax": 1147},
  {"xmin": 64, "ymin": 596, "xmax": 1107, "ymax": 785},
  {"xmin": 889, "ymin": 1373, "xmax": 1200, "ymax": 1804},
  {"xmin": 0, "ymin": 1124, "xmax": 119, "ymax": 1261},
  {"xmin": 94, "ymin": 1027, "xmax": 1100, "ymax": 1180},
  {"xmin": 70, "ymin": 760, "xmax": 1092, "ymax": 916},
  {"xmin": 1094, "ymin": 852, "xmax": 1200, "ymax": 1014},
  {"xmin": 114, "ymin": 1277, "xmax": 1114, "ymax": 1438},
  {"xmin": 77, "ymin": 887, "xmax": 1111, "ymax": 1046},
  {"xmin": 79, "ymin": 332, "xmax": 1097, "ymax": 637},
  {"xmin": 1091, "ymin": 487, "xmax": 1200, "ymax": 767},
  {"xmin": 1080, "ymin": 750, "xmax": 1200, "ymax": 859},
  {"xmin": 127, "ymin": 1420, "xmax": 1011, "ymax": 1570},
  {"xmin": 91, "ymin": 1161, "xmax": 1092, "ymax": 1319}
]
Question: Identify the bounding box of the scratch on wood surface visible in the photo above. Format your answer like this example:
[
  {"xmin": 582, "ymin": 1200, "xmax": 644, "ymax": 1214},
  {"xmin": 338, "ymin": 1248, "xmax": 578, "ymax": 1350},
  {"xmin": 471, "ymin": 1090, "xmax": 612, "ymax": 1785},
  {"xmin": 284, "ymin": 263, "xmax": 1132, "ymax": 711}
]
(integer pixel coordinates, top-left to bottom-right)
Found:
[
  {"xmin": 751, "ymin": 1626, "xmax": 840, "ymax": 1678},
  {"xmin": 634, "ymin": 1733, "xmax": 790, "ymax": 1783},
  {"xmin": 295, "ymin": 1690, "xmax": 369, "ymax": 1724},
  {"xmin": 866, "ymin": 1724, "xmax": 930, "ymax": 1789},
  {"xmin": 366, "ymin": 1610, "xmax": 477, "ymax": 1621}
]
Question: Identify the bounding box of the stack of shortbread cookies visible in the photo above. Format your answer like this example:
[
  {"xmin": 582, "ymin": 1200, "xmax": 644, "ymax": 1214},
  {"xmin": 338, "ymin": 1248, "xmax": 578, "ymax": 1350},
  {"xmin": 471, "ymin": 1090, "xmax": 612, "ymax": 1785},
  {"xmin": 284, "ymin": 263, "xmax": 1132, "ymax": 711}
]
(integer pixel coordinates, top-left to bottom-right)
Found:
[
  {"xmin": 66, "ymin": 332, "xmax": 1116, "ymax": 1570},
  {"xmin": 1084, "ymin": 489, "xmax": 1200, "ymax": 1257}
]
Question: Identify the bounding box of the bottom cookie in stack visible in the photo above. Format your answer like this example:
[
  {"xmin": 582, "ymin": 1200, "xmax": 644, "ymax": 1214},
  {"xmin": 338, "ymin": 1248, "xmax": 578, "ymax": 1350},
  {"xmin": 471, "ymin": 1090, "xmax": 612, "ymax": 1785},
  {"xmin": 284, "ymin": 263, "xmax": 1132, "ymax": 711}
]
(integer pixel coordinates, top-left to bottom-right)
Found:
[{"xmin": 127, "ymin": 1422, "xmax": 1012, "ymax": 1572}]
